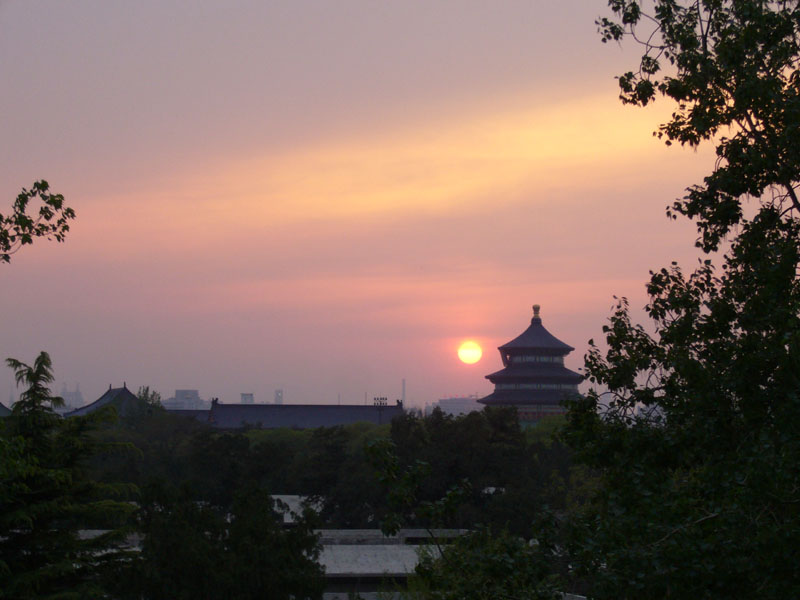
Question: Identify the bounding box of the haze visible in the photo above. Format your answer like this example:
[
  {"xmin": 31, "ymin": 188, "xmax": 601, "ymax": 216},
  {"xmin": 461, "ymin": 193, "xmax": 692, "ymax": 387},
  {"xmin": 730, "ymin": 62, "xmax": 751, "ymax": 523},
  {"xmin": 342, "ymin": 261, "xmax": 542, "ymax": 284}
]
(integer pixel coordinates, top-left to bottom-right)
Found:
[{"xmin": 0, "ymin": 1, "xmax": 712, "ymax": 408}]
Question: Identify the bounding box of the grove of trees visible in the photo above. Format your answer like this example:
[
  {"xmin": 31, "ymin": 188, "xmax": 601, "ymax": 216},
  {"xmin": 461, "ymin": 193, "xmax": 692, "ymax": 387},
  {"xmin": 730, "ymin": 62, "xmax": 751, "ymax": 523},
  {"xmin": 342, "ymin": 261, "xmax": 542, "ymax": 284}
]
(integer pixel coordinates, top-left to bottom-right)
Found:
[{"xmin": 1, "ymin": 353, "xmax": 586, "ymax": 599}]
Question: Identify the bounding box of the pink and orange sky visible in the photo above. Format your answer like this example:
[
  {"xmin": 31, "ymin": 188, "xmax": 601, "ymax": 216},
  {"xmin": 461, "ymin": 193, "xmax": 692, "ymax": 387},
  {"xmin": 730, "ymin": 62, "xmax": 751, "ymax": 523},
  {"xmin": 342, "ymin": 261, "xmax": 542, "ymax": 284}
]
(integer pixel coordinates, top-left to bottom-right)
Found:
[{"xmin": 1, "ymin": 1, "xmax": 714, "ymax": 408}]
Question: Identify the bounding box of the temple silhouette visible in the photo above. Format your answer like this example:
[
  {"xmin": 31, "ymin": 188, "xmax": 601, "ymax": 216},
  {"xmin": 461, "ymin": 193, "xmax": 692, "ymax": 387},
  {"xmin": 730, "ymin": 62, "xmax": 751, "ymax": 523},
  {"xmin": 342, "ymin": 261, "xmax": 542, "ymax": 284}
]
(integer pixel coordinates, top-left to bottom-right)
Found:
[{"xmin": 478, "ymin": 304, "xmax": 582, "ymax": 424}]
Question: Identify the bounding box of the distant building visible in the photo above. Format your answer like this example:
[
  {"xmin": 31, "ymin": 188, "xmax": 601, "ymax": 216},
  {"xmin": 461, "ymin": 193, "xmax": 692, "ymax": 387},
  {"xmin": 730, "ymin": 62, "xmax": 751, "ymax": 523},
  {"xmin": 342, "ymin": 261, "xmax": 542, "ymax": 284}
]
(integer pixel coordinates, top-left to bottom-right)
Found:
[
  {"xmin": 240, "ymin": 393, "xmax": 254, "ymax": 404},
  {"xmin": 204, "ymin": 399, "xmax": 404, "ymax": 429},
  {"xmin": 479, "ymin": 304, "xmax": 582, "ymax": 424},
  {"xmin": 163, "ymin": 389, "xmax": 207, "ymax": 410},
  {"xmin": 426, "ymin": 395, "xmax": 482, "ymax": 417},
  {"xmin": 57, "ymin": 383, "xmax": 85, "ymax": 414},
  {"xmin": 274, "ymin": 388, "xmax": 284, "ymax": 404}
]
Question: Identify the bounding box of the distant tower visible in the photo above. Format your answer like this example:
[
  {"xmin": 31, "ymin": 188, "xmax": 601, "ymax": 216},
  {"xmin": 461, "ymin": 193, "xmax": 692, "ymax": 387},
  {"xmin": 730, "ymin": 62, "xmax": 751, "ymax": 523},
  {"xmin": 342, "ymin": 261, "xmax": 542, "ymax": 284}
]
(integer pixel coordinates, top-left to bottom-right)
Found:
[
  {"xmin": 59, "ymin": 383, "xmax": 86, "ymax": 412},
  {"xmin": 168, "ymin": 389, "xmax": 202, "ymax": 409},
  {"xmin": 241, "ymin": 393, "xmax": 254, "ymax": 404},
  {"xmin": 478, "ymin": 304, "xmax": 582, "ymax": 424},
  {"xmin": 274, "ymin": 388, "xmax": 283, "ymax": 405}
]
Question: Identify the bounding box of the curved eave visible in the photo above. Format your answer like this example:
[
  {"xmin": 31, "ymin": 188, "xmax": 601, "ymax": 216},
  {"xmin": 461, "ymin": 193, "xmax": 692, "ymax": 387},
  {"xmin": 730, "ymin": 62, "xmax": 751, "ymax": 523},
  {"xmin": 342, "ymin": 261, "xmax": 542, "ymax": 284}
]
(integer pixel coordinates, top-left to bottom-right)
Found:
[
  {"xmin": 478, "ymin": 389, "xmax": 580, "ymax": 406},
  {"xmin": 485, "ymin": 364, "xmax": 583, "ymax": 384},
  {"xmin": 64, "ymin": 387, "xmax": 138, "ymax": 417}
]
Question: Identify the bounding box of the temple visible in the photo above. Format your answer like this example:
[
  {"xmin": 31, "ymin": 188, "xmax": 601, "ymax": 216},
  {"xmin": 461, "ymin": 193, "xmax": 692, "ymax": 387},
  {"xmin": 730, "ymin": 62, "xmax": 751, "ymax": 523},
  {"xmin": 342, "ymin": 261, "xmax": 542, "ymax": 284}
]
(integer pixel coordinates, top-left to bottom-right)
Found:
[{"xmin": 478, "ymin": 304, "xmax": 582, "ymax": 424}]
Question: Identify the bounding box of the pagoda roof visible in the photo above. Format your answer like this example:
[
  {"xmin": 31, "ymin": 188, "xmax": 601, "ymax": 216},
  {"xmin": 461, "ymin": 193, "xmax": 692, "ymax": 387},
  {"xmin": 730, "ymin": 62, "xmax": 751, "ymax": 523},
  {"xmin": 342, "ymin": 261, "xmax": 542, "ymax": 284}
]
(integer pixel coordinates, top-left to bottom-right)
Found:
[
  {"xmin": 478, "ymin": 389, "xmax": 578, "ymax": 407},
  {"xmin": 499, "ymin": 305, "xmax": 574, "ymax": 354},
  {"xmin": 485, "ymin": 363, "xmax": 582, "ymax": 383}
]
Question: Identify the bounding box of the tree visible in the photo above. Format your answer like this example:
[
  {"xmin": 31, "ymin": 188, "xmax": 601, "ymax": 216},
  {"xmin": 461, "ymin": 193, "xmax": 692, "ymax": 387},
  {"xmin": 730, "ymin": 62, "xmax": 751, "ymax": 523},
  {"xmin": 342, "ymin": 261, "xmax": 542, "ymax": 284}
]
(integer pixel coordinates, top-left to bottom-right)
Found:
[
  {"xmin": 0, "ymin": 181, "xmax": 75, "ymax": 263},
  {"xmin": 384, "ymin": 408, "xmax": 578, "ymax": 536},
  {"xmin": 558, "ymin": 2, "xmax": 800, "ymax": 597},
  {"xmin": 120, "ymin": 483, "xmax": 324, "ymax": 600},
  {"xmin": 598, "ymin": 0, "xmax": 800, "ymax": 250},
  {"xmin": 0, "ymin": 352, "xmax": 135, "ymax": 599},
  {"xmin": 136, "ymin": 386, "xmax": 163, "ymax": 409},
  {"xmin": 410, "ymin": 528, "xmax": 562, "ymax": 600}
]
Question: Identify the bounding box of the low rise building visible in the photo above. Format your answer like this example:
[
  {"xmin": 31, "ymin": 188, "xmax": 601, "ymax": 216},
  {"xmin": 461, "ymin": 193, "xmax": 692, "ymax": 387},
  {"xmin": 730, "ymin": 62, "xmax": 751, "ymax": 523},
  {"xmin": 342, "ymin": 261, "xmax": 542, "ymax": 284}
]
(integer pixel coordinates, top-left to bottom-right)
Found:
[{"xmin": 163, "ymin": 389, "xmax": 207, "ymax": 410}]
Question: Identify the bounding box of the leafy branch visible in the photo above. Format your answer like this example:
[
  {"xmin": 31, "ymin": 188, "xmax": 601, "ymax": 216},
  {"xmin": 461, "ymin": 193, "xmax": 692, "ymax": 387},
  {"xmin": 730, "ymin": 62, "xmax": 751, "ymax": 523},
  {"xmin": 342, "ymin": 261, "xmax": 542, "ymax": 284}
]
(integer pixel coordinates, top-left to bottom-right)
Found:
[{"xmin": 0, "ymin": 180, "xmax": 75, "ymax": 263}]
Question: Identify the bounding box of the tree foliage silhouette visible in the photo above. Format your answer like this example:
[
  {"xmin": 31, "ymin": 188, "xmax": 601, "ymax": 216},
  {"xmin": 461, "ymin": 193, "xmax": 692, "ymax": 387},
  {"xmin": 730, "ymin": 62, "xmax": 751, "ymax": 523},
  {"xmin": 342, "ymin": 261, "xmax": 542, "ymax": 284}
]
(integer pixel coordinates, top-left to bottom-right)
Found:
[
  {"xmin": 599, "ymin": 0, "xmax": 800, "ymax": 250},
  {"xmin": 0, "ymin": 352, "xmax": 134, "ymax": 599},
  {"xmin": 116, "ymin": 484, "xmax": 324, "ymax": 600},
  {"xmin": 0, "ymin": 181, "xmax": 74, "ymax": 263},
  {"xmin": 560, "ymin": 2, "xmax": 800, "ymax": 597}
]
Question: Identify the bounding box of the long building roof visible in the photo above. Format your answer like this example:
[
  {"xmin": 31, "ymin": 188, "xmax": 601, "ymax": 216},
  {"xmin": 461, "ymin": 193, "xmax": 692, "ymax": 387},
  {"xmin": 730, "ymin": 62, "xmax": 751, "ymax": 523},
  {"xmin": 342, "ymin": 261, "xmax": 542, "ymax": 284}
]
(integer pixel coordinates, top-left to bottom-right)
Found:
[
  {"xmin": 206, "ymin": 401, "xmax": 404, "ymax": 429},
  {"xmin": 320, "ymin": 545, "xmax": 425, "ymax": 578}
]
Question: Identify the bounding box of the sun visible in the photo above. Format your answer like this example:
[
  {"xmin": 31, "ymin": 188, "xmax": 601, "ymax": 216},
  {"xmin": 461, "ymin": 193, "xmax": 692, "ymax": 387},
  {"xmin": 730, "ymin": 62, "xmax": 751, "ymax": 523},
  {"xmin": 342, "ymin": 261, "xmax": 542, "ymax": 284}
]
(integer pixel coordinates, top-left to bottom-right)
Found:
[{"xmin": 457, "ymin": 340, "xmax": 482, "ymax": 364}]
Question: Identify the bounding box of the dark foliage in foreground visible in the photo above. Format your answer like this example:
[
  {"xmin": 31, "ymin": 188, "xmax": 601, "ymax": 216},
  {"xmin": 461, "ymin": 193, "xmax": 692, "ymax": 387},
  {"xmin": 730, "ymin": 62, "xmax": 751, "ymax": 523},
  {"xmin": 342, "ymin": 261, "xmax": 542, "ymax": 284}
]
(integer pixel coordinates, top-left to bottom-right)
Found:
[
  {"xmin": 556, "ymin": 1, "xmax": 800, "ymax": 597},
  {"xmin": 0, "ymin": 353, "xmax": 134, "ymax": 600},
  {"xmin": 88, "ymin": 405, "xmax": 581, "ymax": 535},
  {"xmin": 110, "ymin": 484, "xmax": 324, "ymax": 600}
]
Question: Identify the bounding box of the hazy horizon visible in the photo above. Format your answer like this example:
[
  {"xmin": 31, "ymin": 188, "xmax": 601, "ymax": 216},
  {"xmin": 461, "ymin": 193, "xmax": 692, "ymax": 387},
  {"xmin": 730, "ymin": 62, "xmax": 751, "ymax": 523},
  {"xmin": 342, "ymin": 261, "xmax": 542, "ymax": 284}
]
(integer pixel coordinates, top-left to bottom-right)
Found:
[{"xmin": 1, "ymin": 1, "xmax": 713, "ymax": 409}]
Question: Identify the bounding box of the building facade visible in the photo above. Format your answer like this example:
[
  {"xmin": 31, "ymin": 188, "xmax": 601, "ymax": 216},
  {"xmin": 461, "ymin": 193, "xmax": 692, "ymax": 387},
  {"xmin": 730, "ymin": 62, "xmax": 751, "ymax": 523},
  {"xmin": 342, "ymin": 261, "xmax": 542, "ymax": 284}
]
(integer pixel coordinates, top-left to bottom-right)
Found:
[
  {"xmin": 478, "ymin": 305, "xmax": 582, "ymax": 424},
  {"xmin": 163, "ymin": 389, "xmax": 207, "ymax": 410}
]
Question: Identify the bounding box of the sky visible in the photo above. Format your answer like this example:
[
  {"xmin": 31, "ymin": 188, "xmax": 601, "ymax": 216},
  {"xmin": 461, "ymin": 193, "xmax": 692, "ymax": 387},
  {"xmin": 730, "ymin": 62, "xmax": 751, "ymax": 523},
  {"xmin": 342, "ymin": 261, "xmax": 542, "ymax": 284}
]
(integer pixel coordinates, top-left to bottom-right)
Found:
[{"xmin": 0, "ymin": 1, "xmax": 715, "ymax": 409}]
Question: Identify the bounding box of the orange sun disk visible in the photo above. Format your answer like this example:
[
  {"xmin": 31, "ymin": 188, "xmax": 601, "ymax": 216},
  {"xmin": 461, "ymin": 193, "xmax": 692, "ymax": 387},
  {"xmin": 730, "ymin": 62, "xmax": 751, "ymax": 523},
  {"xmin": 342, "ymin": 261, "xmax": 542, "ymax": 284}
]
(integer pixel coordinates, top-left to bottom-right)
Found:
[{"xmin": 458, "ymin": 340, "xmax": 482, "ymax": 364}]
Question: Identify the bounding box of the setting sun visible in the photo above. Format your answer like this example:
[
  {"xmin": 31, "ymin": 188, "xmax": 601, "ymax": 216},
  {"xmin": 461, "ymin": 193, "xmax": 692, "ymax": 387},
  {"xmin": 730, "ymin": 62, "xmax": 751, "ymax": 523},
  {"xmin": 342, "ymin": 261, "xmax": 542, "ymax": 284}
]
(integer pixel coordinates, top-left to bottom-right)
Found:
[{"xmin": 457, "ymin": 340, "xmax": 483, "ymax": 364}]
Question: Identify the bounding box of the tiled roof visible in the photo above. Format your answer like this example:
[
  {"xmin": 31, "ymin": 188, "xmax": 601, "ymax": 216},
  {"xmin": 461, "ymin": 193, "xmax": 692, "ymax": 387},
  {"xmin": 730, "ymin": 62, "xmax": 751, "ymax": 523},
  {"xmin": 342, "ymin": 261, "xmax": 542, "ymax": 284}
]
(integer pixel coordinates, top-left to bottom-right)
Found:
[
  {"xmin": 498, "ymin": 315, "xmax": 574, "ymax": 353},
  {"xmin": 319, "ymin": 544, "xmax": 424, "ymax": 578},
  {"xmin": 207, "ymin": 402, "xmax": 404, "ymax": 430},
  {"xmin": 64, "ymin": 386, "xmax": 141, "ymax": 417}
]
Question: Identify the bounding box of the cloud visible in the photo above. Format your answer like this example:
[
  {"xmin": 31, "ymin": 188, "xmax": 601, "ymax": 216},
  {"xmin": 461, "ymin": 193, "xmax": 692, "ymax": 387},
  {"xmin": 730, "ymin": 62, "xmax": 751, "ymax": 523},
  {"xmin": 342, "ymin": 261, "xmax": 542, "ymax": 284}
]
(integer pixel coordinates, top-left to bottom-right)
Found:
[
  {"xmin": 191, "ymin": 91, "xmax": 674, "ymax": 224},
  {"xmin": 71, "ymin": 90, "xmax": 675, "ymax": 239}
]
